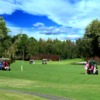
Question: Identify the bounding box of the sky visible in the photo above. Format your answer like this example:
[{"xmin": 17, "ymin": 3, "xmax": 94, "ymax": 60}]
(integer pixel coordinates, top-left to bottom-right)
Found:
[{"xmin": 0, "ymin": 0, "xmax": 100, "ymax": 41}]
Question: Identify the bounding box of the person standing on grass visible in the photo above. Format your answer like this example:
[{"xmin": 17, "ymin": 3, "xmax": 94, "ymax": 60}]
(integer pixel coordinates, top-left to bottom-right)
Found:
[
  {"xmin": 84, "ymin": 61, "xmax": 89, "ymax": 74},
  {"xmin": 5, "ymin": 60, "xmax": 9, "ymax": 69}
]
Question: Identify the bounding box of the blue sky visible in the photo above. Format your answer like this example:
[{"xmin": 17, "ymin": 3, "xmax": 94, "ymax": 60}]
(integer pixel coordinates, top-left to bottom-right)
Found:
[{"xmin": 0, "ymin": 0, "xmax": 100, "ymax": 41}]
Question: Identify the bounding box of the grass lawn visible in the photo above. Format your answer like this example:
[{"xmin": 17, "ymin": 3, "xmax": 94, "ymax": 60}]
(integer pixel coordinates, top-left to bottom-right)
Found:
[
  {"xmin": 0, "ymin": 59, "xmax": 100, "ymax": 100},
  {"xmin": 0, "ymin": 91, "xmax": 46, "ymax": 100}
]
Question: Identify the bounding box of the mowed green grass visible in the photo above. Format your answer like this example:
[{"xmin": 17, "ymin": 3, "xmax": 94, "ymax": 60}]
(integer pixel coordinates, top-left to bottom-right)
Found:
[
  {"xmin": 0, "ymin": 91, "xmax": 47, "ymax": 100},
  {"xmin": 0, "ymin": 59, "xmax": 100, "ymax": 100}
]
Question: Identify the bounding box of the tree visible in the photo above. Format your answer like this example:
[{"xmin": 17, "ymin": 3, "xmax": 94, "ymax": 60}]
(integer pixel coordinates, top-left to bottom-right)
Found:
[
  {"xmin": 61, "ymin": 40, "xmax": 76, "ymax": 59},
  {"xmin": 0, "ymin": 17, "xmax": 10, "ymax": 40},
  {"xmin": 84, "ymin": 19, "xmax": 100, "ymax": 57},
  {"xmin": 0, "ymin": 17, "xmax": 11, "ymax": 57},
  {"xmin": 76, "ymin": 38, "xmax": 92, "ymax": 59},
  {"xmin": 2, "ymin": 36, "xmax": 12, "ymax": 57},
  {"xmin": 52, "ymin": 39, "xmax": 62, "ymax": 55},
  {"xmin": 38, "ymin": 38, "xmax": 47, "ymax": 54},
  {"xmin": 27, "ymin": 37, "xmax": 39, "ymax": 58},
  {"xmin": 45, "ymin": 38, "xmax": 52, "ymax": 56},
  {"xmin": 7, "ymin": 34, "xmax": 22, "ymax": 59},
  {"xmin": 17, "ymin": 34, "xmax": 29, "ymax": 60}
]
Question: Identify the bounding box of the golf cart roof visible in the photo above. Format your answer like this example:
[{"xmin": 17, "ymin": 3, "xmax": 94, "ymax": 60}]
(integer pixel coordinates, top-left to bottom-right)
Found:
[
  {"xmin": 42, "ymin": 59, "xmax": 47, "ymax": 61},
  {"xmin": 0, "ymin": 58, "xmax": 10, "ymax": 61}
]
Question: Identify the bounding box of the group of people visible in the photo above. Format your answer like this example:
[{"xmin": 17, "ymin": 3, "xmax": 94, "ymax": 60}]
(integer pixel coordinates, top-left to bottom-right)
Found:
[
  {"xmin": 0, "ymin": 60, "xmax": 10, "ymax": 71},
  {"xmin": 84, "ymin": 60, "xmax": 98, "ymax": 75}
]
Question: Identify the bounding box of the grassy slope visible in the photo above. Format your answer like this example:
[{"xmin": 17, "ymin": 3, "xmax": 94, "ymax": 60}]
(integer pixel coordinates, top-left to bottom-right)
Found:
[{"xmin": 0, "ymin": 59, "xmax": 100, "ymax": 100}]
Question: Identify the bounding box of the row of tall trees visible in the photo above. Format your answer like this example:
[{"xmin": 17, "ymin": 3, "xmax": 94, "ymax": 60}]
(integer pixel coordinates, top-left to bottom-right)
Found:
[
  {"xmin": 0, "ymin": 17, "xmax": 100, "ymax": 60},
  {"xmin": 15, "ymin": 35, "xmax": 77, "ymax": 60}
]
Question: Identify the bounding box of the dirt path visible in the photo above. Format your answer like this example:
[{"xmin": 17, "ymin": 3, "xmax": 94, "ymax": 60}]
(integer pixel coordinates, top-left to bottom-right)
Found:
[{"xmin": 0, "ymin": 89, "xmax": 72, "ymax": 100}]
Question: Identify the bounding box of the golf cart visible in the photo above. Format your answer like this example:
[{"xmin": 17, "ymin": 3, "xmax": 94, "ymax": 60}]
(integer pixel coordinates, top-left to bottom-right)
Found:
[
  {"xmin": 42, "ymin": 59, "xmax": 47, "ymax": 64},
  {"xmin": 87, "ymin": 60, "xmax": 98, "ymax": 75},
  {"xmin": 0, "ymin": 58, "xmax": 11, "ymax": 71},
  {"xmin": 29, "ymin": 59, "xmax": 35, "ymax": 64}
]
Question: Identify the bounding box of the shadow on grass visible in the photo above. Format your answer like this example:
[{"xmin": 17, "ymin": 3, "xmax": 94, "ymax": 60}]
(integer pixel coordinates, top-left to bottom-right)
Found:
[{"xmin": 80, "ymin": 72, "xmax": 85, "ymax": 74}]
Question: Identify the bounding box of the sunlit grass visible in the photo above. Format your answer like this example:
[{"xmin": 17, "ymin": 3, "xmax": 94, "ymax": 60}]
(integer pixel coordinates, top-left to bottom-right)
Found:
[
  {"xmin": 0, "ymin": 91, "xmax": 47, "ymax": 100},
  {"xmin": 0, "ymin": 59, "xmax": 100, "ymax": 100}
]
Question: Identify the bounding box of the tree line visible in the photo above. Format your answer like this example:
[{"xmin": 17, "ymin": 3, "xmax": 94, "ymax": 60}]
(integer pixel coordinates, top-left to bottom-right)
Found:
[{"xmin": 0, "ymin": 17, "xmax": 100, "ymax": 60}]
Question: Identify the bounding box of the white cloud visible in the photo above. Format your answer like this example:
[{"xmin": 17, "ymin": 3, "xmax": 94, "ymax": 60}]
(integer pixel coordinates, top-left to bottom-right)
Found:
[
  {"xmin": 33, "ymin": 22, "xmax": 84, "ymax": 41},
  {"xmin": 33, "ymin": 22, "xmax": 84, "ymax": 37},
  {"xmin": 1, "ymin": 0, "xmax": 100, "ymax": 40},
  {"xmin": 1, "ymin": 0, "xmax": 100, "ymax": 27},
  {"xmin": 0, "ymin": 0, "xmax": 19, "ymax": 15},
  {"xmin": 7, "ymin": 22, "xmax": 82, "ymax": 41},
  {"xmin": 33, "ymin": 22, "xmax": 45, "ymax": 27}
]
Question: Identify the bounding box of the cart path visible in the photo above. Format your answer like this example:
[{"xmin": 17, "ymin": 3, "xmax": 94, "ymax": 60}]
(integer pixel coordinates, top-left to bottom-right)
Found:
[{"xmin": 0, "ymin": 89, "xmax": 72, "ymax": 100}]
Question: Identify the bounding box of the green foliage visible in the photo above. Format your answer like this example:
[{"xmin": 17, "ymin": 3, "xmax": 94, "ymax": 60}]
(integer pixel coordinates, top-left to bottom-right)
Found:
[
  {"xmin": 37, "ymin": 38, "xmax": 77, "ymax": 60},
  {"xmin": 0, "ymin": 17, "xmax": 10, "ymax": 40},
  {"xmin": 0, "ymin": 17, "xmax": 11, "ymax": 57},
  {"xmin": 27, "ymin": 37, "xmax": 39, "ymax": 58},
  {"xmin": 76, "ymin": 19, "xmax": 100, "ymax": 58},
  {"xmin": 85, "ymin": 19, "xmax": 100, "ymax": 38},
  {"xmin": 38, "ymin": 38, "xmax": 47, "ymax": 54},
  {"xmin": 76, "ymin": 38, "xmax": 93, "ymax": 58},
  {"xmin": 15, "ymin": 34, "xmax": 28, "ymax": 60},
  {"xmin": 84, "ymin": 19, "xmax": 100, "ymax": 57}
]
